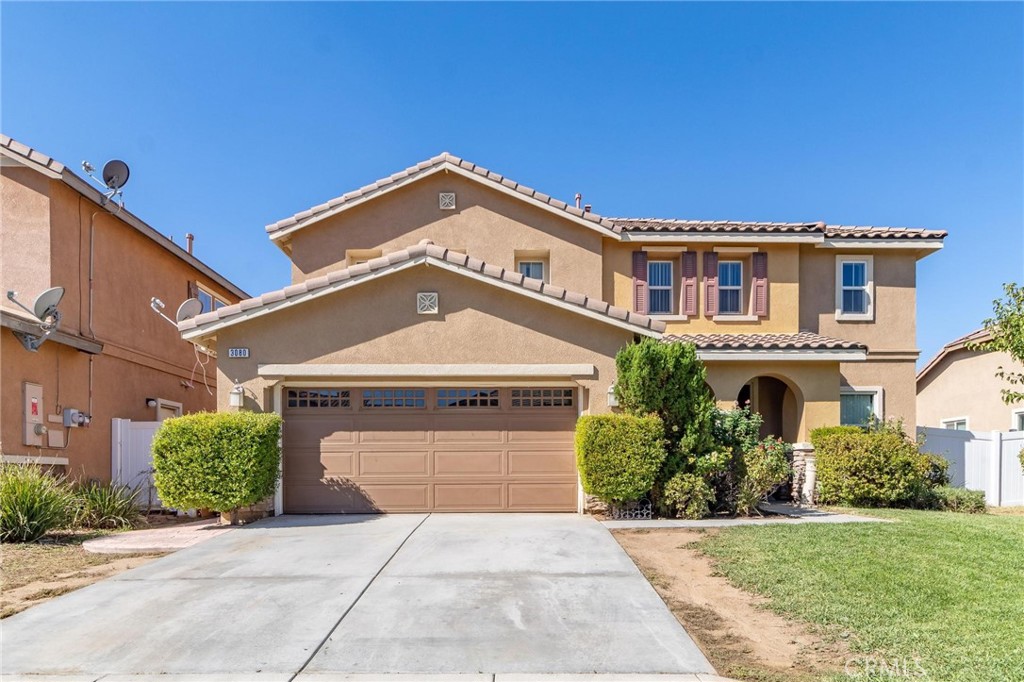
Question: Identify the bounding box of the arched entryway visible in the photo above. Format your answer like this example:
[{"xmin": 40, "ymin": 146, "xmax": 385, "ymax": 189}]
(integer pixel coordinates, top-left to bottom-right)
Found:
[{"xmin": 736, "ymin": 375, "xmax": 800, "ymax": 442}]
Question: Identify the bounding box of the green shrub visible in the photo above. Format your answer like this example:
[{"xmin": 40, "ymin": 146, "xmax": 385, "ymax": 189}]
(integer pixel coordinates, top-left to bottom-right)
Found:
[
  {"xmin": 152, "ymin": 411, "xmax": 282, "ymax": 514},
  {"xmin": 808, "ymin": 425, "xmax": 864, "ymax": 441},
  {"xmin": 812, "ymin": 423, "xmax": 934, "ymax": 507},
  {"xmin": 614, "ymin": 338, "xmax": 716, "ymax": 459},
  {"xmin": 72, "ymin": 480, "xmax": 141, "ymax": 529},
  {"xmin": 737, "ymin": 437, "xmax": 792, "ymax": 516},
  {"xmin": 576, "ymin": 414, "xmax": 666, "ymax": 503},
  {"xmin": 923, "ymin": 454, "xmax": 951, "ymax": 488},
  {"xmin": 0, "ymin": 464, "xmax": 73, "ymax": 542},
  {"xmin": 699, "ymin": 407, "xmax": 764, "ymax": 514},
  {"xmin": 662, "ymin": 472, "xmax": 716, "ymax": 519},
  {"xmin": 927, "ymin": 486, "xmax": 987, "ymax": 513}
]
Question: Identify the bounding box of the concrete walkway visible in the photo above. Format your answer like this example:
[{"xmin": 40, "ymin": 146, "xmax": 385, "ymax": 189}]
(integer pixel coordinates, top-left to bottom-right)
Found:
[
  {"xmin": 602, "ymin": 503, "xmax": 887, "ymax": 529},
  {"xmin": 2, "ymin": 514, "xmax": 716, "ymax": 680},
  {"xmin": 83, "ymin": 518, "xmax": 232, "ymax": 554}
]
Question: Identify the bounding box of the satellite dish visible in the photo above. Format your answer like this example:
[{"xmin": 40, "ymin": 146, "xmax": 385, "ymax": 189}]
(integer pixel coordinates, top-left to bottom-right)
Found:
[
  {"xmin": 102, "ymin": 160, "xmax": 130, "ymax": 190},
  {"xmin": 32, "ymin": 287, "xmax": 65, "ymax": 321},
  {"xmin": 175, "ymin": 298, "xmax": 203, "ymax": 322}
]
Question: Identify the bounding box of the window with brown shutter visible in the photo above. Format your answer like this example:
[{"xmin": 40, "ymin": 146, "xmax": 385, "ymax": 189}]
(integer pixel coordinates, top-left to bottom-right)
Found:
[
  {"xmin": 752, "ymin": 252, "xmax": 768, "ymax": 317},
  {"xmin": 632, "ymin": 251, "xmax": 649, "ymax": 314},
  {"xmin": 681, "ymin": 251, "xmax": 698, "ymax": 316},
  {"xmin": 703, "ymin": 252, "xmax": 718, "ymax": 316}
]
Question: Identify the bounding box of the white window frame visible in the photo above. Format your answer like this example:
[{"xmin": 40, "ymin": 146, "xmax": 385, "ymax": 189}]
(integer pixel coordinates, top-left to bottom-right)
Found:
[
  {"xmin": 1012, "ymin": 409, "xmax": 1024, "ymax": 431},
  {"xmin": 839, "ymin": 385, "xmax": 884, "ymax": 426},
  {"xmin": 940, "ymin": 417, "xmax": 969, "ymax": 431},
  {"xmin": 154, "ymin": 398, "xmax": 183, "ymax": 421},
  {"xmin": 647, "ymin": 260, "xmax": 674, "ymax": 315},
  {"xmin": 717, "ymin": 260, "xmax": 744, "ymax": 315},
  {"xmin": 197, "ymin": 285, "xmax": 227, "ymax": 314},
  {"xmin": 517, "ymin": 260, "xmax": 546, "ymax": 282},
  {"xmin": 835, "ymin": 255, "xmax": 874, "ymax": 321}
]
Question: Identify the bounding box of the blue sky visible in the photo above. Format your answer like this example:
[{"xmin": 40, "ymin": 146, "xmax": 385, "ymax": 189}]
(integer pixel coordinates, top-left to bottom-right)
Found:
[{"xmin": 3, "ymin": 2, "xmax": 1021, "ymax": 365}]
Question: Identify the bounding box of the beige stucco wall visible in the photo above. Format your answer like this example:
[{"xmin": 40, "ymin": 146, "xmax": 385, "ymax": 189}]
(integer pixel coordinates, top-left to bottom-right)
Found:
[
  {"xmin": 1, "ymin": 168, "xmax": 241, "ymax": 480},
  {"xmin": 212, "ymin": 264, "xmax": 633, "ymax": 415},
  {"xmin": 800, "ymin": 248, "xmax": 918, "ymax": 353},
  {"xmin": 284, "ymin": 172, "xmax": 605, "ymax": 299},
  {"xmin": 702, "ymin": 360, "xmax": 841, "ymax": 441},
  {"xmin": 917, "ymin": 348, "xmax": 1023, "ymax": 431},
  {"xmin": 602, "ymin": 241, "xmax": 801, "ymax": 334},
  {"xmin": 841, "ymin": 357, "xmax": 918, "ymax": 427}
]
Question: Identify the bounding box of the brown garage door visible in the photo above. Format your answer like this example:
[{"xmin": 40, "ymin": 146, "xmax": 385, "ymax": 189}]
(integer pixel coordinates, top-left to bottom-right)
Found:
[{"xmin": 283, "ymin": 386, "xmax": 579, "ymax": 513}]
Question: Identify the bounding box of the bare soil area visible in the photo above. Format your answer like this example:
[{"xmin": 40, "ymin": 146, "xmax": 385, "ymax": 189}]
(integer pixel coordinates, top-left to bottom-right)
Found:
[
  {"xmin": 1, "ymin": 532, "xmax": 163, "ymax": 619},
  {"xmin": 613, "ymin": 528, "xmax": 850, "ymax": 682}
]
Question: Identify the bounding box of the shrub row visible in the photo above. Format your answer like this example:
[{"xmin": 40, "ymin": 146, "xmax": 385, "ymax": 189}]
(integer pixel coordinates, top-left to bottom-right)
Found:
[{"xmin": 0, "ymin": 464, "xmax": 141, "ymax": 543}]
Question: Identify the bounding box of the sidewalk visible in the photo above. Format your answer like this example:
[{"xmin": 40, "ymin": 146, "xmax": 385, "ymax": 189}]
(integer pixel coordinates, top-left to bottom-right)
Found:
[{"xmin": 83, "ymin": 518, "xmax": 233, "ymax": 554}]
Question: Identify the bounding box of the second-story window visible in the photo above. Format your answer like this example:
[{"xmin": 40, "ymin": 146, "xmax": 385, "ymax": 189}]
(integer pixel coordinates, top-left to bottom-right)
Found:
[
  {"xmin": 718, "ymin": 261, "xmax": 743, "ymax": 314},
  {"xmin": 197, "ymin": 286, "xmax": 227, "ymax": 313},
  {"xmin": 835, "ymin": 255, "xmax": 874, "ymax": 321},
  {"xmin": 518, "ymin": 261, "xmax": 545, "ymax": 281},
  {"xmin": 648, "ymin": 261, "xmax": 674, "ymax": 314}
]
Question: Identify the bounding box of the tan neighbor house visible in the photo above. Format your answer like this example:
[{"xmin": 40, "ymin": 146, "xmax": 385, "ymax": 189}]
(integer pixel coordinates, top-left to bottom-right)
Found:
[
  {"xmin": 1, "ymin": 135, "xmax": 246, "ymax": 482},
  {"xmin": 178, "ymin": 152, "xmax": 946, "ymax": 514},
  {"xmin": 917, "ymin": 329, "xmax": 1024, "ymax": 432}
]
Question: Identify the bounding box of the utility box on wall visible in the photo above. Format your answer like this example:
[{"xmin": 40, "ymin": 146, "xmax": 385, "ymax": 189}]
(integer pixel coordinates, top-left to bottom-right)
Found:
[{"xmin": 23, "ymin": 382, "xmax": 46, "ymax": 447}]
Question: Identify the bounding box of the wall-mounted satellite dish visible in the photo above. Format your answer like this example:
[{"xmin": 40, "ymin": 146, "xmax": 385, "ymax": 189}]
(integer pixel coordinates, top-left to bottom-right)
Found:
[
  {"xmin": 102, "ymin": 160, "xmax": 130, "ymax": 190},
  {"xmin": 175, "ymin": 298, "xmax": 203, "ymax": 322},
  {"xmin": 32, "ymin": 287, "xmax": 64, "ymax": 322}
]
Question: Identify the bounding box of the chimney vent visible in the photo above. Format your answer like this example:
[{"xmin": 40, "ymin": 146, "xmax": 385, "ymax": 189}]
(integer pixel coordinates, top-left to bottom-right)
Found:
[
  {"xmin": 574, "ymin": 193, "xmax": 582, "ymax": 209},
  {"xmin": 584, "ymin": 204, "xmax": 592, "ymax": 213},
  {"xmin": 185, "ymin": 233, "xmax": 195, "ymax": 255}
]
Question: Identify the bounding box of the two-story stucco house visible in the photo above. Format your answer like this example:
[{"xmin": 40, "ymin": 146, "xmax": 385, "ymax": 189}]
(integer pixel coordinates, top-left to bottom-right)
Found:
[
  {"xmin": 177, "ymin": 153, "xmax": 945, "ymax": 514},
  {"xmin": 1, "ymin": 135, "xmax": 246, "ymax": 482}
]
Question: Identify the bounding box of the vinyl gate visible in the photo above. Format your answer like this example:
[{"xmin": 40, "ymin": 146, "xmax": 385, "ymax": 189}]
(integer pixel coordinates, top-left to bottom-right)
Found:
[
  {"xmin": 111, "ymin": 419, "xmax": 163, "ymax": 509},
  {"xmin": 918, "ymin": 427, "xmax": 1024, "ymax": 507}
]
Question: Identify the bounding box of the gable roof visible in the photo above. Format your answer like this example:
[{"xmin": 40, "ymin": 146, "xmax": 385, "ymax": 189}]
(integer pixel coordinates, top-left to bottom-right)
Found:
[
  {"xmin": 917, "ymin": 328, "xmax": 992, "ymax": 384},
  {"xmin": 265, "ymin": 152, "xmax": 622, "ymax": 241},
  {"xmin": 179, "ymin": 241, "xmax": 665, "ymax": 341},
  {"xmin": 1, "ymin": 134, "xmax": 248, "ymax": 299}
]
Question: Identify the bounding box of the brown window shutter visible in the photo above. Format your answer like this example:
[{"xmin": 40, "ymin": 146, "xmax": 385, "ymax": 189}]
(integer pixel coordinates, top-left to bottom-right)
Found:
[
  {"xmin": 187, "ymin": 280, "xmax": 198, "ymax": 300},
  {"xmin": 703, "ymin": 252, "xmax": 718, "ymax": 316},
  {"xmin": 752, "ymin": 252, "xmax": 769, "ymax": 317},
  {"xmin": 681, "ymin": 251, "xmax": 698, "ymax": 316},
  {"xmin": 632, "ymin": 251, "xmax": 649, "ymax": 315}
]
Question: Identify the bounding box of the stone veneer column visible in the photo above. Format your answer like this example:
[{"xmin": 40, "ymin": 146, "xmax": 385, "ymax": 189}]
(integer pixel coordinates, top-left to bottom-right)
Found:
[{"xmin": 792, "ymin": 442, "xmax": 816, "ymax": 506}]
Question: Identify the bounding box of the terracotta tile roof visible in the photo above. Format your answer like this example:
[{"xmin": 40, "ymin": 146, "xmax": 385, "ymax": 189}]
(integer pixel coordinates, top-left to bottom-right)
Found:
[
  {"xmin": 265, "ymin": 152, "xmax": 622, "ymax": 237},
  {"xmin": 180, "ymin": 241, "xmax": 665, "ymax": 336},
  {"xmin": 664, "ymin": 331, "xmax": 866, "ymax": 351},
  {"xmin": 612, "ymin": 217, "xmax": 946, "ymax": 240},
  {"xmin": 611, "ymin": 218, "xmax": 825, "ymax": 234}
]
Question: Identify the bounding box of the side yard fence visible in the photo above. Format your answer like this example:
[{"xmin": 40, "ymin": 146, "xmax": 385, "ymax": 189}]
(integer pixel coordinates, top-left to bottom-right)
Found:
[{"xmin": 918, "ymin": 427, "xmax": 1024, "ymax": 507}]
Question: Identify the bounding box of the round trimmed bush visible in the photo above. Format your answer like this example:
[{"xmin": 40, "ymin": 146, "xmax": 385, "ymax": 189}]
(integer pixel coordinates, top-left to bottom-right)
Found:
[
  {"xmin": 152, "ymin": 411, "xmax": 282, "ymax": 514},
  {"xmin": 575, "ymin": 414, "xmax": 666, "ymax": 504}
]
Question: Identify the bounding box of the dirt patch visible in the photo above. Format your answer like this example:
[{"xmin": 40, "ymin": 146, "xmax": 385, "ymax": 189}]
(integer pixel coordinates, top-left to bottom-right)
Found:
[
  {"xmin": 1, "ymin": 533, "xmax": 163, "ymax": 619},
  {"xmin": 613, "ymin": 528, "xmax": 849, "ymax": 682}
]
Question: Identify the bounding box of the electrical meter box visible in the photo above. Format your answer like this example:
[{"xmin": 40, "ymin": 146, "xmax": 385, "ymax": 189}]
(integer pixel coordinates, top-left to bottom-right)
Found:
[{"xmin": 23, "ymin": 382, "xmax": 45, "ymax": 447}]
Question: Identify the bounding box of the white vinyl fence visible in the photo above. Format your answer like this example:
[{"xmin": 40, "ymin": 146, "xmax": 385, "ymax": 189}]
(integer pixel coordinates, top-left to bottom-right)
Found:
[
  {"xmin": 111, "ymin": 418, "xmax": 163, "ymax": 509},
  {"xmin": 918, "ymin": 427, "xmax": 1024, "ymax": 507}
]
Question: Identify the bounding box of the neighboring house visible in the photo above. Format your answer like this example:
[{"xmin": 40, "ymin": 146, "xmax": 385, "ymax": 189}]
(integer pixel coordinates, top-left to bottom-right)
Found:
[
  {"xmin": 177, "ymin": 152, "xmax": 945, "ymax": 513},
  {"xmin": 1, "ymin": 135, "xmax": 246, "ymax": 482},
  {"xmin": 917, "ymin": 329, "xmax": 1024, "ymax": 432}
]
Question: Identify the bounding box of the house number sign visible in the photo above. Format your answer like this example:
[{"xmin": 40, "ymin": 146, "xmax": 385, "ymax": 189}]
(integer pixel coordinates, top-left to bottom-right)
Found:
[{"xmin": 227, "ymin": 348, "xmax": 250, "ymax": 358}]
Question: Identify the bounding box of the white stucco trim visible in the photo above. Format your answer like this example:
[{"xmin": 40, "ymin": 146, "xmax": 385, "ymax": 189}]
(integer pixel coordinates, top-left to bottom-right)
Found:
[
  {"xmin": 697, "ymin": 348, "xmax": 868, "ymax": 362},
  {"xmin": 818, "ymin": 238, "xmax": 945, "ymax": 251},
  {"xmin": 182, "ymin": 255, "xmax": 662, "ymax": 341},
  {"xmin": 259, "ymin": 363, "xmax": 597, "ymax": 380},
  {"xmin": 713, "ymin": 246, "xmax": 759, "ymax": 254},
  {"xmin": 621, "ymin": 232, "xmax": 822, "ymax": 244},
  {"xmin": 1, "ymin": 454, "xmax": 70, "ymax": 466}
]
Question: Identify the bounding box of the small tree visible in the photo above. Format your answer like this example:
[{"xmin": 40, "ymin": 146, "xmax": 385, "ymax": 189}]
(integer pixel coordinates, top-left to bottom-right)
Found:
[
  {"xmin": 971, "ymin": 282, "xmax": 1024, "ymax": 405},
  {"xmin": 614, "ymin": 338, "xmax": 716, "ymax": 456},
  {"xmin": 152, "ymin": 412, "xmax": 282, "ymax": 523}
]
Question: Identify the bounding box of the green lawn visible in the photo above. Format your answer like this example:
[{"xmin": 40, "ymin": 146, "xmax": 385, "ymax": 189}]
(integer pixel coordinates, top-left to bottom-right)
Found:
[{"xmin": 698, "ymin": 509, "xmax": 1024, "ymax": 682}]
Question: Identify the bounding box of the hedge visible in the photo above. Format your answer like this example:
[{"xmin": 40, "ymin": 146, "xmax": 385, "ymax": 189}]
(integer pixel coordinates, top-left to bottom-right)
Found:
[
  {"xmin": 811, "ymin": 426, "xmax": 934, "ymax": 507},
  {"xmin": 575, "ymin": 414, "xmax": 666, "ymax": 503},
  {"xmin": 152, "ymin": 412, "xmax": 282, "ymax": 513}
]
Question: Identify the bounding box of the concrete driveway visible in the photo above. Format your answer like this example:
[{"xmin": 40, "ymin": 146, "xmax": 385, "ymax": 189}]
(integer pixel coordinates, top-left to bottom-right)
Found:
[{"xmin": 1, "ymin": 514, "xmax": 715, "ymax": 681}]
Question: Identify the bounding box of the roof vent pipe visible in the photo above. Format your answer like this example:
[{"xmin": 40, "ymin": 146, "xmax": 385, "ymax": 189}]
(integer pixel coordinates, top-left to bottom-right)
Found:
[
  {"xmin": 575, "ymin": 193, "xmax": 582, "ymax": 209},
  {"xmin": 584, "ymin": 204, "xmax": 592, "ymax": 213},
  {"xmin": 185, "ymin": 233, "xmax": 195, "ymax": 255}
]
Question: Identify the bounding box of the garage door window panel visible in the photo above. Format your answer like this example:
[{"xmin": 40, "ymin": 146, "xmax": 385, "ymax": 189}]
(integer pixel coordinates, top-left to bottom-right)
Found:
[
  {"xmin": 437, "ymin": 388, "xmax": 500, "ymax": 408},
  {"xmin": 362, "ymin": 389, "xmax": 427, "ymax": 408},
  {"xmin": 511, "ymin": 388, "xmax": 574, "ymax": 408},
  {"xmin": 287, "ymin": 389, "xmax": 351, "ymax": 409}
]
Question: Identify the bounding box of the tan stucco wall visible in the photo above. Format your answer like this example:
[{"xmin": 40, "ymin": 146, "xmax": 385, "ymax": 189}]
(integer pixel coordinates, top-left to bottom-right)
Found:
[
  {"xmin": 1, "ymin": 170, "xmax": 241, "ymax": 480},
  {"xmin": 284, "ymin": 172, "xmax": 605, "ymax": 299},
  {"xmin": 800, "ymin": 248, "xmax": 918, "ymax": 353},
  {"xmin": 212, "ymin": 264, "xmax": 632, "ymax": 415},
  {"xmin": 603, "ymin": 241, "xmax": 801, "ymax": 334},
  {"xmin": 841, "ymin": 358, "xmax": 918, "ymax": 427},
  {"xmin": 917, "ymin": 348, "xmax": 1023, "ymax": 431},
  {"xmin": 703, "ymin": 360, "xmax": 841, "ymax": 441}
]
